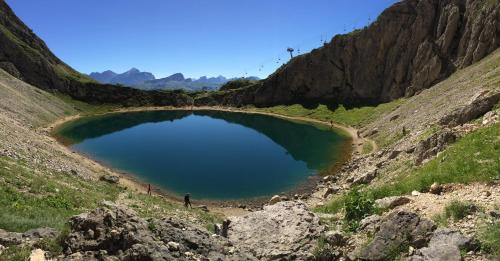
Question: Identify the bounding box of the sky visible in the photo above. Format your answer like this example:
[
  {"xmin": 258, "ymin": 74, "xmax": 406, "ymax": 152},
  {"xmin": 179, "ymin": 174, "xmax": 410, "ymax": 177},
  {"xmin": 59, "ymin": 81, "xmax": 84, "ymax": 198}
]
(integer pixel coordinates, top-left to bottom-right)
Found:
[{"xmin": 7, "ymin": 0, "xmax": 398, "ymax": 79}]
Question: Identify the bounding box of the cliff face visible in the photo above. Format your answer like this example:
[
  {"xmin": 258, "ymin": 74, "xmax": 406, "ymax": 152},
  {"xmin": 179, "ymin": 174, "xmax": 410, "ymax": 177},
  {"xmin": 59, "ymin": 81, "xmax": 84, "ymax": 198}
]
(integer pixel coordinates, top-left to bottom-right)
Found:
[
  {"xmin": 0, "ymin": 1, "xmax": 191, "ymax": 107},
  {"xmin": 204, "ymin": 0, "xmax": 499, "ymax": 107}
]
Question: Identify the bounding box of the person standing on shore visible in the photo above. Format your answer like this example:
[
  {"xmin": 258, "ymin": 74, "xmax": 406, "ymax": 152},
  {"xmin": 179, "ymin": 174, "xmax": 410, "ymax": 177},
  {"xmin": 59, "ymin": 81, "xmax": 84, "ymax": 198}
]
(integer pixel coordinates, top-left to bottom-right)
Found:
[
  {"xmin": 184, "ymin": 193, "xmax": 192, "ymax": 208},
  {"xmin": 147, "ymin": 184, "xmax": 152, "ymax": 196}
]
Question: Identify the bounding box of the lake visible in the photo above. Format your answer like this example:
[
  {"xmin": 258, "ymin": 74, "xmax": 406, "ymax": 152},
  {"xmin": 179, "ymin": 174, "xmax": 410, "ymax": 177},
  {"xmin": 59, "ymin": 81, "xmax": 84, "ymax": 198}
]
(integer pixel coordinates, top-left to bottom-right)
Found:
[{"xmin": 56, "ymin": 110, "xmax": 349, "ymax": 200}]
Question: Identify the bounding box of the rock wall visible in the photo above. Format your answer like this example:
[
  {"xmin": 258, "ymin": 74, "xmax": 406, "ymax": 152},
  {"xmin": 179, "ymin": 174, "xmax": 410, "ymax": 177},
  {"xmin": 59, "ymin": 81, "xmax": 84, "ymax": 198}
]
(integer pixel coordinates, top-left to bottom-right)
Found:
[
  {"xmin": 0, "ymin": 1, "xmax": 192, "ymax": 107},
  {"xmin": 206, "ymin": 0, "xmax": 499, "ymax": 107}
]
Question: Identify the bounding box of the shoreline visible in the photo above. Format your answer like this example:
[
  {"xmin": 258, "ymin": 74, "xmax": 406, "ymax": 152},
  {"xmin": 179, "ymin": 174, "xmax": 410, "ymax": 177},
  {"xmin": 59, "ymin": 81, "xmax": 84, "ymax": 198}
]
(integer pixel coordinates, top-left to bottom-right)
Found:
[{"xmin": 46, "ymin": 105, "xmax": 376, "ymax": 213}]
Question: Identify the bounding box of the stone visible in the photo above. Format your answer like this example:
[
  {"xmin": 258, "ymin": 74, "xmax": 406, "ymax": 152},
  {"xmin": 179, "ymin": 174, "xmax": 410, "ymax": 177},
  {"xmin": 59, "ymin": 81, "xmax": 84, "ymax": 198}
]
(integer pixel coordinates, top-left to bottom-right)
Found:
[
  {"xmin": 99, "ymin": 175, "xmax": 120, "ymax": 184},
  {"xmin": 415, "ymin": 131, "xmax": 457, "ymax": 165},
  {"xmin": 410, "ymin": 228, "xmax": 475, "ymax": 261},
  {"xmin": 23, "ymin": 227, "xmax": 59, "ymax": 240},
  {"xmin": 0, "ymin": 244, "xmax": 5, "ymax": 255},
  {"xmin": 387, "ymin": 150, "xmax": 401, "ymax": 160},
  {"xmin": 0, "ymin": 229, "xmax": 22, "ymax": 246},
  {"xmin": 29, "ymin": 249, "xmax": 46, "ymax": 261},
  {"xmin": 489, "ymin": 210, "xmax": 500, "ymax": 218},
  {"xmin": 324, "ymin": 231, "xmax": 346, "ymax": 247},
  {"xmin": 323, "ymin": 185, "xmax": 341, "ymax": 198},
  {"xmin": 411, "ymin": 190, "xmax": 421, "ymax": 196},
  {"xmin": 375, "ymin": 196, "xmax": 411, "ymax": 209},
  {"xmin": 195, "ymin": 205, "xmax": 209, "ymax": 212},
  {"xmin": 357, "ymin": 211, "xmax": 436, "ymax": 260},
  {"xmin": 439, "ymin": 91, "xmax": 500, "ymax": 127},
  {"xmin": 352, "ymin": 169, "xmax": 378, "ymax": 185},
  {"xmin": 269, "ymin": 195, "xmax": 281, "ymax": 205},
  {"xmin": 167, "ymin": 241, "xmax": 180, "ymax": 251},
  {"xmin": 482, "ymin": 110, "xmax": 498, "ymax": 125},
  {"xmin": 429, "ymin": 183, "xmax": 443, "ymax": 195},
  {"xmin": 61, "ymin": 205, "xmax": 257, "ymax": 260},
  {"xmin": 228, "ymin": 201, "xmax": 324, "ymax": 260},
  {"xmin": 359, "ymin": 214, "xmax": 381, "ymax": 232}
]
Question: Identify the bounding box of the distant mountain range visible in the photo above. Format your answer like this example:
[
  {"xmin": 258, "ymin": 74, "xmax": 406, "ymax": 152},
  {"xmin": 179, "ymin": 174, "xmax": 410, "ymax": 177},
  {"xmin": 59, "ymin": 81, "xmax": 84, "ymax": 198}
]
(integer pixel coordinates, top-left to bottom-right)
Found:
[{"xmin": 89, "ymin": 69, "xmax": 259, "ymax": 91}]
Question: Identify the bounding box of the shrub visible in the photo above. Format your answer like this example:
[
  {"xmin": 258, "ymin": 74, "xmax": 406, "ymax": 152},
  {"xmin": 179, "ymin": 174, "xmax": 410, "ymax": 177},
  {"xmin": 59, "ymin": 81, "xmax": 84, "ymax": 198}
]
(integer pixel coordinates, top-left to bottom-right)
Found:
[
  {"xmin": 344, "ymin": 188, "xmax": 374, "ymax": 231},
  {"xmin": 444, "ymin": 200, "xmax": 476, "ymax": 221},
  {"xmin": 219, "ymin": 79, "xmax": 258, "ymax": 91}
]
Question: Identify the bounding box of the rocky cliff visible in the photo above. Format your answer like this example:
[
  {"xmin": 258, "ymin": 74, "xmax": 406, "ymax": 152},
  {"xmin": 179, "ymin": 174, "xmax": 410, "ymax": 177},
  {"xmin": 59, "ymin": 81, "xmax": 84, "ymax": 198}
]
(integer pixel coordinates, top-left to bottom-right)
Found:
[
  {"xmin": 203, "ymin": 0, "xmax": 499, "ymax": 107},
  {"xmin": 0, "ymin": 1, "xmax": 191, "ymax": 107}
]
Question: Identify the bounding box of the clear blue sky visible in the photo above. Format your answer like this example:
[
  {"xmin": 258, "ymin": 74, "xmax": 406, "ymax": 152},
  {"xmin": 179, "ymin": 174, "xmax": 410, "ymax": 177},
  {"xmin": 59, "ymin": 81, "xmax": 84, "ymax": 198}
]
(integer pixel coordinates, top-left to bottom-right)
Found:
[{"xmin": 7, "ymin": 0, "xmax": 397, "ymax": 79}]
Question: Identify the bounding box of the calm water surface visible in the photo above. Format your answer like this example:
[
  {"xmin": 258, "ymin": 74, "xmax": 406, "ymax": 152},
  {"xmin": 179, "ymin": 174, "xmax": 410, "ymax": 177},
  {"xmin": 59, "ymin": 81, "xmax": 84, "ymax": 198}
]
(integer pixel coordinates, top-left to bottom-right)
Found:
[{"xmin": 57, "ymin": 110, "xmax": 348, "ymax": 200}]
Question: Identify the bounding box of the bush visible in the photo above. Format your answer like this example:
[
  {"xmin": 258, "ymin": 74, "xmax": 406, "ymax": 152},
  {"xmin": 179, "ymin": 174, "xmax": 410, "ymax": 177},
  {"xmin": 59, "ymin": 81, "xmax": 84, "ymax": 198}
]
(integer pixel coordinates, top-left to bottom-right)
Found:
[
  {"xmin": 344, "ymin": 188, "xmax": 374, "ymax": 231},
  {"xmin": 444, "ymin": 200, "xmax": 476, "ymax": 221}
]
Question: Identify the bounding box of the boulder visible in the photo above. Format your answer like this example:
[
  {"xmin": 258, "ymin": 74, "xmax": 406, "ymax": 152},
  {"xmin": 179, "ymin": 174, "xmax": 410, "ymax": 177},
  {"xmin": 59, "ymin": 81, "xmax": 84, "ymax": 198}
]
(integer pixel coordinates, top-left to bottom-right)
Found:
[
  {"xmin": 409, "ymin": 228, "xmax": 476, "ymax": 261},
  {"xmin": 439, "ymin": 91, "xmax": 500, "ymax": 127},
  {"xmin": 99, "ymin": 175, "xmax": 120, "ymax": 184},
  {"xmin": 323, "ymin": 185, "xmax": 341, "ymax": 198},
  {"xmin": 324, "ymin": 231, "xmax": 346, "ymax": 247},
  {"xmin": 415, "ymin": 131, "xmax": 456, "ymax": 165},
  {"xmin": 375, "ymin": 196, "xmax": 411, "ymax": 209},
  {"xmin": 269, "ymin": 195, "xmax": 281, "ymax": 205},
  {"xmin": 0, "ymin": 229, "xmax": 22, "ymax": 246},
  {"xmin": 23, "ymin": 227, "xmax": 59, "ymax": 240},
  {"xmin": 429, "ymin": 183, "xmax": 443, "ymax": 195},
  {"xmin": 228, "ymin": 201, "xmax": 324, "ymax": 260},
  {"xmin": 357, "ymin": 211, "xmax": 436, "ymax": 260},
  {"xmin": 29, "ymin": 249, "xmax": 46, "ymax": 261},
  {"xmin": 61, "ymin": 205, "xmax": 256, "ymax": 260},
  {"xmin": 352, "ymin": 169, "xmax": 378, "ymax": 185},
  {"xmin": 359, "ymin": 214, "xmax": 381, "ymax": 232}
]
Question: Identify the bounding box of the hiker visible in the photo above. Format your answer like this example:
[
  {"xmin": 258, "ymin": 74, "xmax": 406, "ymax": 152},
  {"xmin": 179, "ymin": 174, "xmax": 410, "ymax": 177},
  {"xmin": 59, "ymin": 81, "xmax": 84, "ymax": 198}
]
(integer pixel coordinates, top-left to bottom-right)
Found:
[
  {"xmin": 330, "ymin": 120, "xmax": 333, "ymax": 128},
  {"xmin": 147, "ymin": 184, "xmax": 152, "ymax": 196},
  {"xmin": 184, "ymin": 193, "xmax": 192, "ymax": 208}
]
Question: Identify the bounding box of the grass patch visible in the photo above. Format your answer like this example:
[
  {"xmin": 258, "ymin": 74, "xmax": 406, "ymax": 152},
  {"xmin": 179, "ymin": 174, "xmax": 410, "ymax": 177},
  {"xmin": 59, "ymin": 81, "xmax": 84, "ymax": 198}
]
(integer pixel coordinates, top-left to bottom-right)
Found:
[
  {"xmin": 0, "ymin": 245, "xmax": 32, "ymax": 261},
  {"xmin": 370, "ymin": 123, "xmax": 499, "ymax": 199},
  {"xmin": 252, "ymin": 99, "xmax": 404, "ymax": 128},
  {"xmin": 478, "ymin": 221, "xmax": 500, "ymax": 258},
  {"xmin": 0, "ymin": 157, "xmax": 121, "ymax": 232},
  {"xmin": 444, "ymin": 200, "xmax": 477, "ymax": 221},
  {"xmin": 362, "ymin": 142, "xmax": 374, "ymax": 154}
]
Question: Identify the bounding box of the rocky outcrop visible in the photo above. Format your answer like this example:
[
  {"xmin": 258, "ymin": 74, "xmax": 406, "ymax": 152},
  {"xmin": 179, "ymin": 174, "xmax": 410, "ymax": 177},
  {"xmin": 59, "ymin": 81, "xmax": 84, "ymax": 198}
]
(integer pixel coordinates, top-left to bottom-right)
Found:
[
  {"xmin": 0, "ymin": 2, "xmax": 192, "ymax": 107},
  {"xmin": 62, "ymin": 204, "xmax": 256, "ymax": 260},
  {"xmin": 414, "ymin": 130, "xmax": 457, "ymax": 165},
  {"xmin": 228, "ymin": 201, "xmax": 324, "ymax": 260},
  {"xmin": 356, "ymin": 211, "xmax": 436, "ymax": 260},
  {"xmin": 200, "ymin": 0, "xmax": 499, "ymax": 107},
  {"xmin": 409, "ymin": 228, "xmax": 476, "ymax": 260},
  {"xmin": 0, "ymin": 227, "xmax": 59, "ymax": 246},
  {"xmin": 439, "ymin": 90, "xmax": 500, "ymax": 127}
]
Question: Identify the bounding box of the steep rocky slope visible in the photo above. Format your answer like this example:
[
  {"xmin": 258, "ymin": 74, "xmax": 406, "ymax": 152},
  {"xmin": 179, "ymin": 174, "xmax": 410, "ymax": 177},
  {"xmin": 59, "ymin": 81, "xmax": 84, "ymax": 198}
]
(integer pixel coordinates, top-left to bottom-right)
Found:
[
  {"xmin": 0, "ymin": 1, "xmax": 191, "ymax": 107},
  {"xmin": 199, "ymin": 0, "xmax": 499, "ymax": 107}
]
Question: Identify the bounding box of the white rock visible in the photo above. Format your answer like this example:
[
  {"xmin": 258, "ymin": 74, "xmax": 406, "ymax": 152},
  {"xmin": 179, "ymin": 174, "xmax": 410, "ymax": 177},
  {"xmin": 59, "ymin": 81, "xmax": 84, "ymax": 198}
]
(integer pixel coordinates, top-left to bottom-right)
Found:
[
  {"xmin": 29, "ymin": 249, "xmax": 46, "ymax": 261},
  {"xmin": 269, "ymin": 195, "xmax": 281, "ymax": 205},
  {"xmin": 167, "ymin": 241, "xmax": 180, "ymax": 251}
]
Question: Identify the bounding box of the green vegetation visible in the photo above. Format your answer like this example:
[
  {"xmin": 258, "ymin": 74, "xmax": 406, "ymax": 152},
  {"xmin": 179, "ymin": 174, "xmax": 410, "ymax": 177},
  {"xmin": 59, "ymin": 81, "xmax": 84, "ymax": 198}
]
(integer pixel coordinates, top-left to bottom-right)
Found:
[
  {"xmin": 343, "ymin": 188, "xmax": 375, "ymax": 231},
  {"xmin": 478, "ymin": 221, "xmax": 500, "ymax": 258},
  {"xmin": 219, "ymin": 79, "xmax": 258, "ymax": 91},
  {"xmin": 362, "ymin": 142, "xmax": 374, "ymax": 154},
  {"xmin": 444, "ymin": 200, "xmax": 477, "ymax": 221},
  {"xmin": 318, "ymin": 123, "xmax": 499, "ymax": 215},
  {"xmin": 0, "ymin": 157, "xmax": 121, "ymax": 232},
  {"xmin": 0, "ymin": 244, "xmax": 32, "ymax": 261},
  {"xmin": 370, "ymin": 123, "xmax": 499, "ymax": 199},
  {"xmin": 252, "ymin": 100, "xmax": 404, "ymax": 128},
  {"xmin": 55, "ymin": 94, "xmax": 121, "ymax": 116}
]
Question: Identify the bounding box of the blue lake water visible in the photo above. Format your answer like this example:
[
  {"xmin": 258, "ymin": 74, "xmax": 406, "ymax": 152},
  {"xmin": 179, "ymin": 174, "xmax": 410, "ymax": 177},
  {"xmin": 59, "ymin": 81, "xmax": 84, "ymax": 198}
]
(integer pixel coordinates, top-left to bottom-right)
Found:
[{"xmin": 56, "ymin": 110, "xmax": 348, "ymax": 200}]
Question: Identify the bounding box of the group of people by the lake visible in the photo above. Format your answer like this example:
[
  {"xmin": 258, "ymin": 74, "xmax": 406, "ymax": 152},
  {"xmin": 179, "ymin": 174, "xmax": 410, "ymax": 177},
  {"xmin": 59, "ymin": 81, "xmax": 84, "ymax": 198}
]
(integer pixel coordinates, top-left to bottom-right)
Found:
[{"xmin": 146, "ymin": 184, "xmax": 192, "ymax": 208}]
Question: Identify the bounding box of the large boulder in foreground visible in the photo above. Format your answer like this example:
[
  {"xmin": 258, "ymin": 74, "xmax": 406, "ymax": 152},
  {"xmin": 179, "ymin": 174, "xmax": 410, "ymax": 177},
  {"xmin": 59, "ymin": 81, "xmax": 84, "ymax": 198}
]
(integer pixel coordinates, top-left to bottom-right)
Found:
[
  {"xmin": 228, "ymin": 201, "xmax": 324, "ymax": 260},
  {"xmin": 356, "ymin": 211, "xmax": 436, "ymax": 260},
  {"xmin": 62, "ymin": 204, "xmax": 256, "ymax": 261}
]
